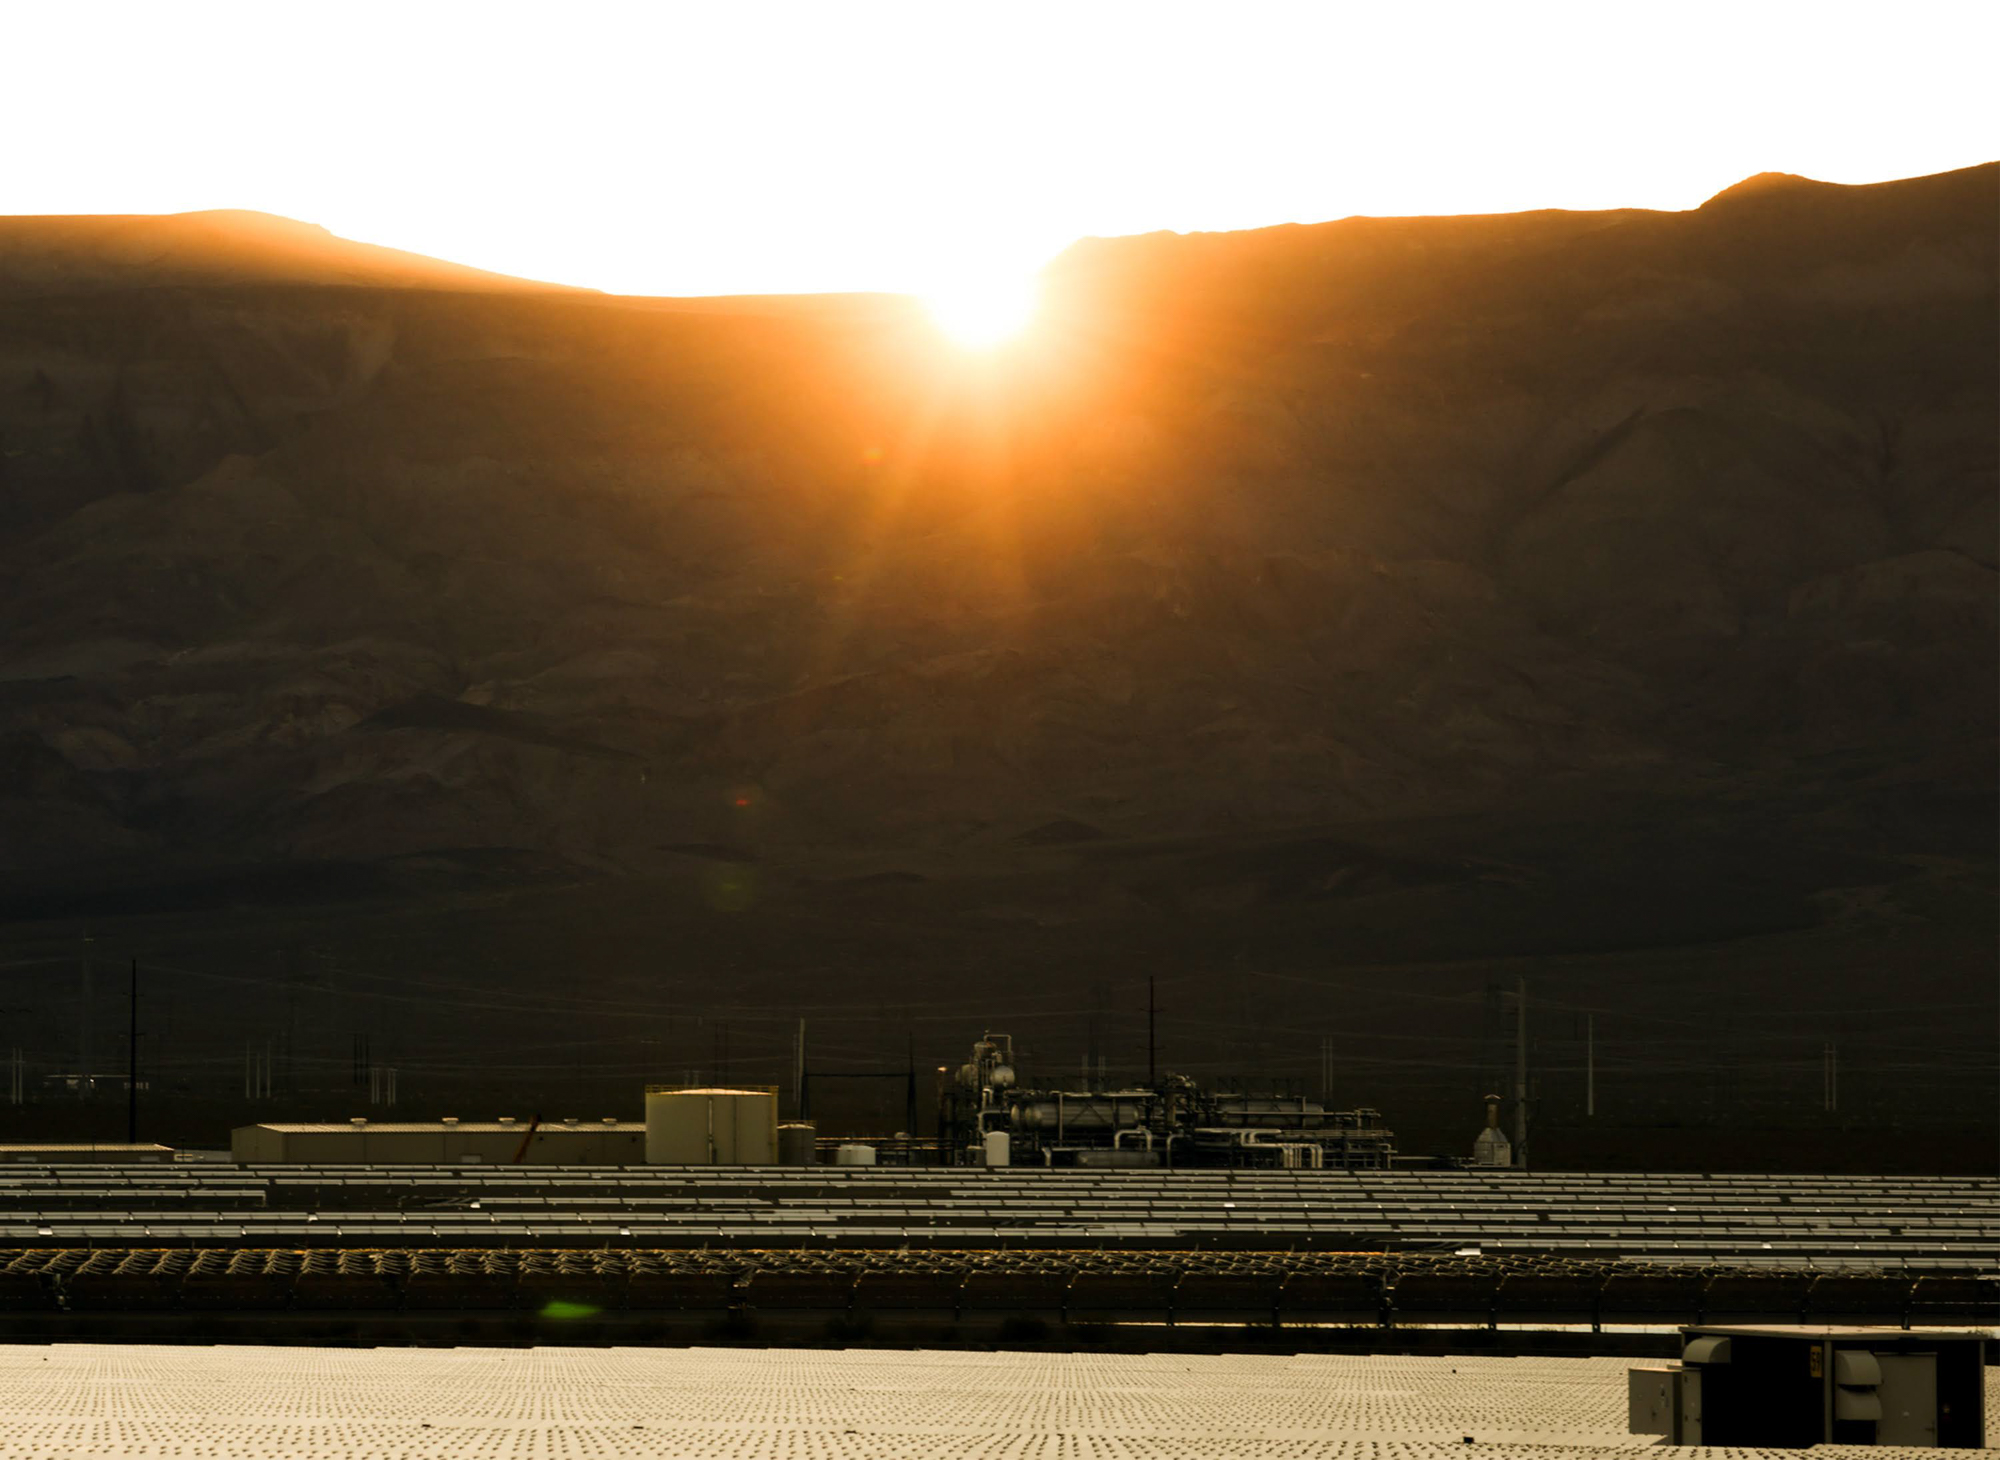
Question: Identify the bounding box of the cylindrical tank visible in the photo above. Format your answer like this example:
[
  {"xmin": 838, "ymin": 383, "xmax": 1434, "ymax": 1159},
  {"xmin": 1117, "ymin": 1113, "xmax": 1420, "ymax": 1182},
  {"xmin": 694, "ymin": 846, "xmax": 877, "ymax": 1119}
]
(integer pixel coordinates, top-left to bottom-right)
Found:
[
  {"xmin": 778, "ymin": 1121, "xmax": 816, "ymax": 1167},
  {"xmin": 644, "ymin": 1087, "xmax": 777, "ymax": 1165},
  {"xmin": 982, "ymin": 1130, "xmax": 1011, "ymax": 1167},
  {"xmin": 1012, "ymin": 1095, "xmax": 1142, "ymax": 1131},
  {"xmin": 833, "ymin": 1143, "xmax": 876, "ymax": 1166}
]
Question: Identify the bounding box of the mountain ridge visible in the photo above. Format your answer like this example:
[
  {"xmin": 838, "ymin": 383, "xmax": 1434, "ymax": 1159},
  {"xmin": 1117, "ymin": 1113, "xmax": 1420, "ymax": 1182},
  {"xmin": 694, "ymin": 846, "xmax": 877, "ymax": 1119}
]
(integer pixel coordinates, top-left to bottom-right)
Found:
[
  {"xmin": 0, "ymin": 166, "xmax": 1991, "ymax": 1159},
  {"xmin": 0, "ymin": 208, "xmax": 588, "ymax": 295}
]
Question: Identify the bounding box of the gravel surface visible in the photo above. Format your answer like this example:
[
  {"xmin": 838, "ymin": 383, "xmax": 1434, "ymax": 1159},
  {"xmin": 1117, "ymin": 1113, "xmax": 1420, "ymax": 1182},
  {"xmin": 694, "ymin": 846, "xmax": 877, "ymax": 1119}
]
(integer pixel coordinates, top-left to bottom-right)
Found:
[{"xmin": 0, "ymin": 1343, "xmax": 1989, "ymax": 1457}]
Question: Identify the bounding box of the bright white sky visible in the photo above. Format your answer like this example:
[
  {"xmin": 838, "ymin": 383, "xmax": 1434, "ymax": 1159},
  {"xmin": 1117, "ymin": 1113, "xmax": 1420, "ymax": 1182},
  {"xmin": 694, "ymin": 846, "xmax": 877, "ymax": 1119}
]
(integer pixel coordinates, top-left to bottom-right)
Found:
[{"xmin": 5, "ymin": 0, "xmax": 1994, "ymax": 298}]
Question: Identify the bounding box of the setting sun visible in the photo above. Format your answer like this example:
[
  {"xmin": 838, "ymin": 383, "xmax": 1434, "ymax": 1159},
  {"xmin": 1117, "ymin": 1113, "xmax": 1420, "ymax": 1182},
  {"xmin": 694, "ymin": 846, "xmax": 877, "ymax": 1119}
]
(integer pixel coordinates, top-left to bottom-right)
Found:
[{"xmin": 923, "ymin": 276, "xmax": 1040, "ymax": 349}]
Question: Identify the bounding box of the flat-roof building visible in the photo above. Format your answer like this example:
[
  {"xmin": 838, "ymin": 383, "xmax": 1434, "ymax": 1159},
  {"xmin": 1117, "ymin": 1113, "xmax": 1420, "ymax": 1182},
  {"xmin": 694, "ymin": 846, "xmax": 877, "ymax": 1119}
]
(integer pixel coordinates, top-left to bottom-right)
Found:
[
  {"xmin": 229, "ymin": 1119, "xmax": 644, "ymax": 1165},
  {"xmin": 0, "ymin": 1143, "xmax": 175, "ymax": 1164}
]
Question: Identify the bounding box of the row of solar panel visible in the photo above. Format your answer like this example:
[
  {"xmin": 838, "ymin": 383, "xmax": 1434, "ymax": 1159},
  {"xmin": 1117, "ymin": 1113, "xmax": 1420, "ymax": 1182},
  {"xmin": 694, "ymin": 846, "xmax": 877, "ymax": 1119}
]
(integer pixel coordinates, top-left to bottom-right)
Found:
[
  {"xmin": 3, "ymin": 1176, "xmax": 1990, "ymax": 1199},
  {"xmin": 2, "ymin": 1217, "xmax": 1992, "ymax": 1246},
  {"xmin": 3, "ymin": 1204, "xmax": 1995, "ymax": 1230},
  {"xmin": 2, "ymin": 1191, "xmax": 1992, "ymax": 1220},
  {"xmin": 1, "ymin": 1165, "xmax": 1991, "ymax": 1185}
]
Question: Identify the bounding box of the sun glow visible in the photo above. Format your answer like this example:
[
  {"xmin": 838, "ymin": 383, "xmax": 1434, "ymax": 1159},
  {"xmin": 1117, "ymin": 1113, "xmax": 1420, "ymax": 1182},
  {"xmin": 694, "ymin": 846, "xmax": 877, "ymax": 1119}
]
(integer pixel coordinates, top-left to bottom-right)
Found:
[
  {"xmin": 923, "ymin": 276, "xmax": 1040, "ymax": 349},
  {"xmin": 0, "ymin": 6, "xmax": 1989, "ymax": 298}
]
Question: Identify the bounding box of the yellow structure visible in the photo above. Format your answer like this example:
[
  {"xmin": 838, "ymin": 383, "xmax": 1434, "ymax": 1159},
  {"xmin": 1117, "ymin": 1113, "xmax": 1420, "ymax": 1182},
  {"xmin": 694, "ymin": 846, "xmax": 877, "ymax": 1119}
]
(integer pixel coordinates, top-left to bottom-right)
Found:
[{"xmin": 643, "ymin": 1086, "xmax": 778, "ymax": 1165}]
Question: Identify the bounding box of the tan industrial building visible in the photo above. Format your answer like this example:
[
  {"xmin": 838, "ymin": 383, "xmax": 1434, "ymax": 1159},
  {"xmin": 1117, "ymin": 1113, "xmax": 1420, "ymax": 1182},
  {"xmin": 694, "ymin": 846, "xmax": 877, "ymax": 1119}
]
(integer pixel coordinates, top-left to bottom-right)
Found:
[
  {"xmin": 0, "ymin": 1143, "xmax": 175, "ymax": 1164},
  {"xmin": 230, "ymin": 1118, "xmax": 645, "ymax": 1165},
  {"xmin": 230, "ymin": 1087, "xmax": 782, "ymax": 1165}
]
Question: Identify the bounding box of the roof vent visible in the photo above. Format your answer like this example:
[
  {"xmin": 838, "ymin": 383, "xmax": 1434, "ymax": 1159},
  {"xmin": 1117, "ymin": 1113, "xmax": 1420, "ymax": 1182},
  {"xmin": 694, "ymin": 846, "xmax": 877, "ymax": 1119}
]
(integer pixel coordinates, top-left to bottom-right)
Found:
[
  {"xmin": 349, "ymin": 1117, "xmax": 367, "ymax": 1126},
  {"xmin": 497, "ymin": 1116, "xmax": 516, "ymax": 1124},
  {"xmin": 562, "ymin": 1117, "xmax": 578, "ymax": 1125},
  {"xmin": 440, "ymin": 1116, "xmax": 459, "ymax": 1125},
  {"xmin": 602, "ymin": 1116, "xmax": 618, "ymax": 1124}
]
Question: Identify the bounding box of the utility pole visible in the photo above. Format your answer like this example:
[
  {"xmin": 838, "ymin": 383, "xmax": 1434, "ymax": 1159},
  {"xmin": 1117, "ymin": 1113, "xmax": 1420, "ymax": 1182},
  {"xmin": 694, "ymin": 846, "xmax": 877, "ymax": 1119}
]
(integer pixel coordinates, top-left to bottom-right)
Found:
[
  {"xmin": 126, "ymin": 958, "xmax": 139, "ymax": 1144},
  {"xmin": 245, "ymin": 1039, "xmax": 273, "ymax": 1102},
  {"xmin": 1086, "ymin": 983, "xmax": 1103, "ymax": 1088},
  {"xmin": 282, "ymin": 948, "xmax": 300, "ymax": 1100},
  {"xmin": 793, "ymin": 1019, "xmax": 806, "ymax": 1119},
  {"xmin": 1512, "ymin": 975, "xmax": 1529, "ymax": 1169},
  {"xmin": 1146, "ymin": 975, "xmax": 1156, "ymax": 1088},
  {"xmin": 79, "ymin": 929, "xmax": 93, "ymax": 1101},
  {"xmin": 1584, "ymin": 1012, "xmax": 1600, "ymax": 1112}
]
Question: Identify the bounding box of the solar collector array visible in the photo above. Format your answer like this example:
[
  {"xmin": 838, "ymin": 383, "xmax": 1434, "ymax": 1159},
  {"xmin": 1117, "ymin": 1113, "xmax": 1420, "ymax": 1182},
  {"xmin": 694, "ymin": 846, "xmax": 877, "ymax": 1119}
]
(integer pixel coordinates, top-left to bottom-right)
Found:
[{"xmin": 0, "ymin": 1167, "xmax": 1991, "ymax": 1264}]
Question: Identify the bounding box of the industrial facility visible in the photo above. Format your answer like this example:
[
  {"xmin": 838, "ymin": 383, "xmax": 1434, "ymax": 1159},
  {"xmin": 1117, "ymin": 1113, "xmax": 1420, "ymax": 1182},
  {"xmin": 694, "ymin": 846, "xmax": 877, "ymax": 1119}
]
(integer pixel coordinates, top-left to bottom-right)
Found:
[
  {"xmin": 939, "ymin": 1032, "xmax": 1396, "ymax": 1169},
  {"xmin": 227, "ymin": 1036, "xmax": 1396, "ymax": 1168}
]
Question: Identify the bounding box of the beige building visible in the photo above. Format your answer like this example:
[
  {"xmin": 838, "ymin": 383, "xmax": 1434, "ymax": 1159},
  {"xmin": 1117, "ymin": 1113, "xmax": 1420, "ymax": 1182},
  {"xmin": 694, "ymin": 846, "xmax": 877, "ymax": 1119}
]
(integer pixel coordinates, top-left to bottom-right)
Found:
[
  {"xmin": 643, "ymin": 1087, "xmax": 778, "ymax": 1164},
  {"xmin": 229, "ymin": 1118, "xmax": 645, "ymax": 1165},
  {"xmin": 0, "ymin": 1143, "xmax": 175, "ymax": 1164}
]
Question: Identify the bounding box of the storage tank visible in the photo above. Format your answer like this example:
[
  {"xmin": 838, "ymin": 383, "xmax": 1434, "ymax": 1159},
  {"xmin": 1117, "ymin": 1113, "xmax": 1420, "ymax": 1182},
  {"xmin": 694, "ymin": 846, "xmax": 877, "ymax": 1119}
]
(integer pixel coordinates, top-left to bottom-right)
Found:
[
  {"xmin": 982, "ymin": 1130, "xmax": 1011, "ymax": 1167},
  {"xmin": 1471, "ymin": 1093, "xmax": 1512, "ymax": 1168},
  {"xmin": 1012, "ymin": 1094, "xmax": 1145, "ymax": 1131},
  {"xmin": 644, "ymin": 1086, "xmax": 778, "ymax": 1165},
  {"xmin": 833, "ymin": 1143, "xmax": 876, "ymax": 1166},
  {"xmin": 778, "ymin": 1122, "xmax": 816, "ymax": 1167}
]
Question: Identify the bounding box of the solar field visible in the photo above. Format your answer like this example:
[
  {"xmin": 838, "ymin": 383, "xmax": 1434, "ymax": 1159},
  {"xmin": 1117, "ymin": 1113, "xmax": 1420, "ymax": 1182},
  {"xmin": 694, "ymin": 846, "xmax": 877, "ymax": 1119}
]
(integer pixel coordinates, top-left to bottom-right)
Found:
[
  {"xmin": 0, "ymin": 1166, "xmax": 1994, "ymax": 1263},
  {"xmin": 0, "ymin": 1164, "xmax": 1990, "ymax": 1345}
]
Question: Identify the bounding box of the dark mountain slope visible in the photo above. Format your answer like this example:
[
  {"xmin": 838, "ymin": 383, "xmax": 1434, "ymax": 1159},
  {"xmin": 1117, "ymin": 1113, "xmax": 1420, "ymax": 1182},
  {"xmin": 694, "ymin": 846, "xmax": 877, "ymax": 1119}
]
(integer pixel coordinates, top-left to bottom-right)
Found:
[
  {"xmin": 0, "ymin": 171, "xmax": 1991, "ymax": 1165},
  {"xmin": 0, "ymin": 209, "xmax": 578, "ymax": 295}
]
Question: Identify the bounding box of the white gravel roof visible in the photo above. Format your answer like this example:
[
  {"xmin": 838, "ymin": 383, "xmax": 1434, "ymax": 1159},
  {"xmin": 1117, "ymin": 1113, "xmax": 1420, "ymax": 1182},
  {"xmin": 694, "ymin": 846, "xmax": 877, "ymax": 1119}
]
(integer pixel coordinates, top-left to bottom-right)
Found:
[{"xmin": 0, "ymin": 1342, "xmax": 1987, "ymax": 1456}]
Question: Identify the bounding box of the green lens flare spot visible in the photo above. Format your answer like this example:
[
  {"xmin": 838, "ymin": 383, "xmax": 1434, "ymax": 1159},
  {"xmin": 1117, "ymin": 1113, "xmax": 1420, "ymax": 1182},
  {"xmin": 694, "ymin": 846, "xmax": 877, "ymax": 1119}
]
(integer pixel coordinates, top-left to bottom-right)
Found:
[
  {"xmin": 700, "ymin": 863, "xmax": 758, "ymax": 913},
  {"xmin": 538, "ymin": 1299, "xmax": 601, "ymax": 1321}
]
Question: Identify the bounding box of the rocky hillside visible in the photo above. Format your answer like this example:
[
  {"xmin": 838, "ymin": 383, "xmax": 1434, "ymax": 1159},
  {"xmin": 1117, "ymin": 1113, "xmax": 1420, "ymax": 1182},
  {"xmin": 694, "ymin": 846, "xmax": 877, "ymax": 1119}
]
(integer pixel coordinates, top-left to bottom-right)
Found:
[{"xmin": 0, "ymin": 167, "xmax": 1992, "ymax": 1161}]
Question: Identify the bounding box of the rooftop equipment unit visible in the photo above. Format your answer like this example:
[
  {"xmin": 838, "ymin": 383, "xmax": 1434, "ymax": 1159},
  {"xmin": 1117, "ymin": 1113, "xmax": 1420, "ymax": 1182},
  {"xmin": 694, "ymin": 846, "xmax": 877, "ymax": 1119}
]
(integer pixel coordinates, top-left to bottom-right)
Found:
[{"xmin": 1630, "ymin": 1325, "xmax": 1988, "ymax": 1447}]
